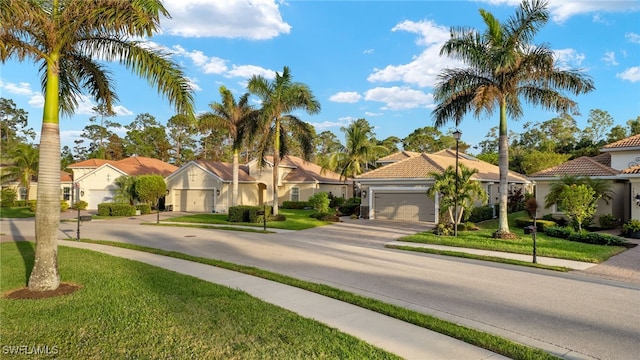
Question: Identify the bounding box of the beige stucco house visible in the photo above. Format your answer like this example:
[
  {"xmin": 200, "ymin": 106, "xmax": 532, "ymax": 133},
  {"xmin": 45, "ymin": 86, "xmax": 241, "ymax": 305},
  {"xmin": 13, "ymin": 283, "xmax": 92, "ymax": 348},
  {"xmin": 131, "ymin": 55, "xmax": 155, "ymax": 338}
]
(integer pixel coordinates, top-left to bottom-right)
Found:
[
  {"xmin": 529, "ymin": 134, "xmax": 640, "ymax": 222},
  {"xmin": 0, "ymin": 169, "xmax": 73, "ymax": 204},
  {"xmin": 68, "ymin": 156, "xmax": 177, "ymax": 209},
  {"xmin": 165, "ymin": 155, "xmax": 352, "ymax": 213},
  {"xmin": 356, "ymin": 150, "xmax": 531, "ymax": 223}
]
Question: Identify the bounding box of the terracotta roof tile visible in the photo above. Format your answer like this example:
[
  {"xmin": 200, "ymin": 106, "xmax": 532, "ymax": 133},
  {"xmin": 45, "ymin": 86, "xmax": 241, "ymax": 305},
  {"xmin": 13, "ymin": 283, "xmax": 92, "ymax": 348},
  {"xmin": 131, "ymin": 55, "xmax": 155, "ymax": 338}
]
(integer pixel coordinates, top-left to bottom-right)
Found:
[
  {"xmin": 529, "ymin": 156, "xmax": 620, "ymax": 177},
  {"xmin": 622, "ymin": 164, "xmax": 640, "ymax": 175},
  {"xmin": 602, "ymin": 133, "xmax": 640, "ymax": 150},
  {"xmin": 193, "ymin": 160, "xmax": 255, "ymax": 181},
  {"xmin": 61, "ymin": 171, "xmax": 72, "ymax": 182},
  {"xmin": 68, "ymin": 159, "xmax": 113, "ymax": 168},
  {"xmin": 590, "ymin": 153, "xmax": 611, "ymax": 167},
  {"xmin": 110, "ymin": 156, "xmax": 177, "ymax": 176},
  {"xmin": 279, "ymin": 155, "xmax": 351, "ymax": 183},
  {"xmin": 377, "ymin": 150, "xmax": 420, "ymax": 163},
  {"xmin": 358, "ymin": 152, "xmax": 528, "ymax": 183}
]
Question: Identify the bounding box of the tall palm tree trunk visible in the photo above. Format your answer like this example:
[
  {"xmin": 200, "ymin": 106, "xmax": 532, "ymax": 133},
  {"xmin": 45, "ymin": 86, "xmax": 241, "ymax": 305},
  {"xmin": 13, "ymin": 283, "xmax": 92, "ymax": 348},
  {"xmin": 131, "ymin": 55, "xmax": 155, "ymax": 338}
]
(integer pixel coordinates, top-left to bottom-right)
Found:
[
  {"xmin": 497, "ymin": 101, "xmax": 510, "ymax": 234},
  {"xmin": 232, "ymin": 148, "xmax": 239, "ymax": 206},
  {"xmin": 271, "ymin": 118, "xmax": 281, "ymax": 216},
  {"xmin": 29, "ymin": 59, "xmax": 61, "ymax": 291}
]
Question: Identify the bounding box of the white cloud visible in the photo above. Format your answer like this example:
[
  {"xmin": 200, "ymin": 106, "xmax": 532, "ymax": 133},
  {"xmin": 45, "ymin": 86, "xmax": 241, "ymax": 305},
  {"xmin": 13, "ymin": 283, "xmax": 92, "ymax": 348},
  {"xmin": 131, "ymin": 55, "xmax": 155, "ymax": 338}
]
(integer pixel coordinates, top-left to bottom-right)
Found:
[
  {"xmin": 626, "ymin": 32, "xmax": 640, "ymax": 44},
  {"xmin": 364, "ymin": 87, "xmax": 433, "ymax": 110},
  {"xmin": 163, "ymin": 0, "xmax": 291, "ymax": 40},
  {"xmin": 602, "ymin": 51, "xmax": 619, "ymax": 66},
  {"xmin": 392, "ymin": 19, "xmax": 450, "ymax": 46},
  {"xmin": 364, "ymin": 112, "xmax": 383, "ymax": 117},
  {"xmin": 329, "ymin": 92, "xmax": 362, "ymax": 103},
  {"xmin": 185, "ymin": 77, "xmax": 202, "ymax": 92},
  {"xmin": 368, "ymin": 19, "xmax": 464, "ymax": 88},
  {"xmin": 112, "ymin": 105, "xmax": 134, "ymax": 116},
  {"xmin": 617, "ymin": 67, "xmax": 640, "ymax": 82},
  {"xmin": 172, "ymin": 45, "xmax": 228, "ymax": 74},
  {"xmin": 28, "ymin": 94, "xmax": 44, "ymax": 108},
  {"xmin": 310, "ymin": 117, "xmax": 352, "ymax": 130},
  {"xmin": 363, "ymin": 49, "xmax": 374, "ymax": 55},
  {"xmin": 227, "ymin": 65, "xmax": 275, "ymax": 79},
  {"xmin": 553, "ymin": 48, "xmax": 586, "ymax": 70},
  {"xmin": 1, "ymin": 80, "xmax": 35, "ymax": 96},
  {"xmin": 477, "ymin": 0, "xmax": 640, "ymax": 23}
]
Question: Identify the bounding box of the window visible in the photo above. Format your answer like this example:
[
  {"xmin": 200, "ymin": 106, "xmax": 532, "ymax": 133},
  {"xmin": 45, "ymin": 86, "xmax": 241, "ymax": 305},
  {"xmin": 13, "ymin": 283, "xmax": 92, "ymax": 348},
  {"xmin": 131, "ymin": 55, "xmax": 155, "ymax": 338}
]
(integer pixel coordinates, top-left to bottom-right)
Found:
[
  {"xmin": 291, "ymin": 187, "xmax": 300, "ymax": 202},
  {"xmin": 63, "ymin": 187, "xmax": 71, "ymax": 200},
  {"xmin": 19, "ymin": 187, "xmax": 26, "ymax": 200}
]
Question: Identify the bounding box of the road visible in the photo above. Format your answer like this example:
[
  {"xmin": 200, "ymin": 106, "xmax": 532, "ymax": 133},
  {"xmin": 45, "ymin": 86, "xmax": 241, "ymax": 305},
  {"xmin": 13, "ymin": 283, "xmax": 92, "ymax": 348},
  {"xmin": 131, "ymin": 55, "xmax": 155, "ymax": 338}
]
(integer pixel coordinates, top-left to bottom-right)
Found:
[{"xmin": 3, "ymin": 216, "xmax": 639, "ymax": 360}]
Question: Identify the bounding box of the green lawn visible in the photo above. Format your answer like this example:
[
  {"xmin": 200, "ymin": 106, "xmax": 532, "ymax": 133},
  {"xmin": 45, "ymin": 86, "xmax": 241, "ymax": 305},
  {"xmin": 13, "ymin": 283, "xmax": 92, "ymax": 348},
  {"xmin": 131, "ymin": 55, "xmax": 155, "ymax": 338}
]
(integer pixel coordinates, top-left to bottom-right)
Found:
[
  {"xmin": 0, "ymin": 207, "xmax": 34, "ymax": 218},
  {"xmin": 398, "ymin": 212, "xmax": 628, "ymax": 263},
  {"xmin": 1, "ymin": 242, "xmax": 398, "ymax": 359},
  {"xmin": 165, "ymin": 208, "xmax": 333, "ymax": 230}
]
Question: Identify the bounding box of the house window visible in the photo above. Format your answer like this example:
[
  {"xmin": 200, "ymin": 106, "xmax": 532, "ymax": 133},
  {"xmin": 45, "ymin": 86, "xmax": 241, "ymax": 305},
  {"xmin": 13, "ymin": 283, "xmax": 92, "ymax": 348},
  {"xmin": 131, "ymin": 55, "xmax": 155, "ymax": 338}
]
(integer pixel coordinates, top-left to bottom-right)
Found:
[
  {"xmin": 19, "ymin": 187, "xmax": 26, "ymax": 200},
  {"xmin": 487, "ymin": 185, "xmax": 492, "ymax": 204},
  {"xmin": 63, "ymin": 187, "xmax": 71, "ymax": 200},
  {"xmin": 291, "ymin": 187, "xmax": 300, "ymax": 202}
]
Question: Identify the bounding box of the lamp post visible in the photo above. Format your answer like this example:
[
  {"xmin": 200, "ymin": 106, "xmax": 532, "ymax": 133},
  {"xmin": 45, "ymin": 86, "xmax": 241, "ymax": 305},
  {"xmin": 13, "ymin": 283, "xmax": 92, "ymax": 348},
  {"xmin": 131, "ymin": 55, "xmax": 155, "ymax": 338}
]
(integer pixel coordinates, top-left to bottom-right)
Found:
[{"xmin": 453, "ymin": 129, "xmax": 462, "ymax": 237}]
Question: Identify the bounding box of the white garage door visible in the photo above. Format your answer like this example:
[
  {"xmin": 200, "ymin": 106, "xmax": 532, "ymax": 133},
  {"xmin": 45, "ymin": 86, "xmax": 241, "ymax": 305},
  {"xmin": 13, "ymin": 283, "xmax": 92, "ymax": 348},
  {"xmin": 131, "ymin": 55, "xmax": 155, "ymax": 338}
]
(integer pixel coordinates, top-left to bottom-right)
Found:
[
  {"xmin": 373, "ymin": 191, "xmax": 435, "ymax": 222},
  {"xmin": 89, "ymin": 190, "xmax": 115, "ymax": 209},
  {"xmin": 175, "ymin": 190, "xmax": 214, "ymax": 212}
]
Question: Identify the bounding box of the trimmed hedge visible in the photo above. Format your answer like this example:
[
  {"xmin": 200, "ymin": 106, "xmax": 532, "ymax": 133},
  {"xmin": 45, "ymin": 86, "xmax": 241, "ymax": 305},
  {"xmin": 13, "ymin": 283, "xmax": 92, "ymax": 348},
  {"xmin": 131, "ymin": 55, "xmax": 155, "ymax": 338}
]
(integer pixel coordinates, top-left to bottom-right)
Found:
[
  {"xmin": 544, "ymin": 225, "xmax": 627, "ymax": 246},
  {"xmin": 136, "ymin": 204, "xmax": 152, "ymax": 215},
  {"xmin": 97, "ymin": 203, "xmax": 136, "ymax": 217},
  {"xmin": 514, "ymin": 217, "xmax": 556, "ymax": 232},
  {"xmin": 467, "ymin": 205, "xmax": 494, "ymax": 223},
  {"xmin": 228, "ymin": 205, "xmax": 272, "ymax": 223},
  {"xmin": 23, "ymin": 200, "xmax": 69, "ymax": 212},
  {"xmin": 281, "ymin": 201, "xmax": 310, "ymax": 209},
  {"xmin": 338, "ymin": 197, "xmax": 361, "ymax": 216}
]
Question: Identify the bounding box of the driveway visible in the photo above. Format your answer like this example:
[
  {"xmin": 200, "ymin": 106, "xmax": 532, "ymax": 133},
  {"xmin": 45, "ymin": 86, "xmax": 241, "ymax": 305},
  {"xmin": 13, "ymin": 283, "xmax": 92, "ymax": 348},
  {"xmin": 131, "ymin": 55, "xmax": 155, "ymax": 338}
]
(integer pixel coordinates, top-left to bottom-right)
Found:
[{"xmin": 3, "ymin": 215, "xmax": 640, "ymax": 360}]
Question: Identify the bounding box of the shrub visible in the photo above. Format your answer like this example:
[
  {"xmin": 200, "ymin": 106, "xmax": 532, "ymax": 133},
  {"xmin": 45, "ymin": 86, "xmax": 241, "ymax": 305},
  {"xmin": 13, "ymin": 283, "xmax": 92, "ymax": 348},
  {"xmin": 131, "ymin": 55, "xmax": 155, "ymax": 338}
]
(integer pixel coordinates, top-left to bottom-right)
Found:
[
  {"xmin": 598, "ymin": 214, "xmax": 619, "ymax": 229},
  {"xmin": 310, "ymin": 212, "xmax": 340, "ymax": 222},
  {"xmin": 541, "ymin": 213, "xmax": 556, "ymax": 222},
  {"xmin": 433, "ymin": 222, "xmax": 453, "ymax": 236},
  {"xmin": 524, "ymin": 196, "xmax": 538, "ymax": 218},
  {"xmin": 281, "ymin": 201, "xmax": 310, "ymax": 209},
  {"xmin": 1, "ymin": 188, "xmax": 18, "ymax": 207},
  {"xmin": 507, "ymin": 188, "xmax": 525, "ymax": 212},
  {"xmin": 467, "ymin": 206, "xmax": 493, "ymax": 223},
  {"xmin": 97, "ymin": 203, "xmax": 135, "ymax": 216},
  {"xmin": 110, "ymin": 203, "xmax": 136, "ymax": 216},
  {"xmin": 339, "ymin": 197, "xmax": 361, "ymax": 216},
  {"xmin": 97, "ymin": 203, "xmax": 111, "ymax": 216},
  {"xmin": 545, "ymin": 225, "xmax": 627, "ymax": 246},
  {"xmin": 27, "ymin": 200, "xmax": 36, "ymax": 212},
  {"xmin": 72, "ymin": 200, "xmax": 88, "ymax": 210},
  {"xmin": 136, "ymin": 204, "xmax": 152, "ymax": 215},
  {"xmin": 228, "ymin": 205, "xmax": 271, "ymax": 223},
  {"xmin": 329, "ymin": 196, "xmax": 346, "ymax": 208},
  {"xmin": 622, "ymin": 219, "xmax": 640, "ymax": 236},
  {"xmin": 60, "ymin": 200, "xmax": 69, "ymax": 212},
  {"xmin": 514, "ymin": 217, "xmax": 556, "ymax": 232},
  {"xmin": 308, "ymin": 192, "xmax": 330, "ymax": 213}
]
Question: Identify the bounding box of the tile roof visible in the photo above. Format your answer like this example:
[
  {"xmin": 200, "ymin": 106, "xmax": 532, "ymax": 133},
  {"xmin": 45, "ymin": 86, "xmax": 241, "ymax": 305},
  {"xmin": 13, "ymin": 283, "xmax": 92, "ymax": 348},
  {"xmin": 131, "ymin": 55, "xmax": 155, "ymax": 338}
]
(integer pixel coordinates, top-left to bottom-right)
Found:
[
  {"xmin": 193, "ymin": 160, "xmax": 255, "ymax": 181},
  {"xmin": 278, "ymin": 155, "xmax": 351, "ymax": 183},
  {"xmin": 622, "ymin": 164, "xmax": 640, "ymax": 175},
  {"xmin": 590, "ymin": 153, "xmax": 611, "ymax": 167},
  {"xmin": 376, "ymin": 150, "xmax": 420, "ymax": 163},
  {"xmin": 602, "ymin": 133, "xmax": 640, "ymax": 150},
  {"xmin": 529, "ymin": 156, "xmax": 620, "ymax": 178},
  {"xmin": 357, "ymin": 152, "xmax": 529, "ymax": 183},
  {"xmin": 262, "ymin": 156, "xmax": 350, "ymax": 183},
  {"xmin": 111, "ymin": 156, "xmax": 178, "ymax": 176},
  {"xmin": 61, "ymin": 171, "xmax": 72, "ymax": 182},
  {"xmin": 67, "ymin": 158, "xmax": 112, "ymax": 168}
]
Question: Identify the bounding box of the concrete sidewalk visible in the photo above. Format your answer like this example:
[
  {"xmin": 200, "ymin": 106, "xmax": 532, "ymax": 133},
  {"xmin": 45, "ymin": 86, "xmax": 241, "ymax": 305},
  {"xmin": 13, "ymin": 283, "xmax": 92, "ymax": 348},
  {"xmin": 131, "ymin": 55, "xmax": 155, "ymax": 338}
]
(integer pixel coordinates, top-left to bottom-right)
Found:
[
  {"xmin": 388, "ymin": 241, "xmax": 598, "ymax": 270},
  {"xmin": 59, "ymin": 240, "xmax": 508, "ymax": 360}
]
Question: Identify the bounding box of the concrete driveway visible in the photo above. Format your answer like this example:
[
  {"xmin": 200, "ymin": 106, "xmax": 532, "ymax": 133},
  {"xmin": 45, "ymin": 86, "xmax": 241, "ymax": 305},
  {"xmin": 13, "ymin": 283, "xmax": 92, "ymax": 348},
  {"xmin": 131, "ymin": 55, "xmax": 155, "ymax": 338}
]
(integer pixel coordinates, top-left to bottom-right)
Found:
[{"xmin": 3, "ymin": 214, "xmax": 640, "ymax": 360}]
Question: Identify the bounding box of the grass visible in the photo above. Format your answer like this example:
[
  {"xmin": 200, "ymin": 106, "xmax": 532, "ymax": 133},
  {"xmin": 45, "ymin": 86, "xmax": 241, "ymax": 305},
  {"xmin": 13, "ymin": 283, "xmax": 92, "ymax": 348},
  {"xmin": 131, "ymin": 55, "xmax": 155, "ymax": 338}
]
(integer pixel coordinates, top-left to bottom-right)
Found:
[
  {"xmin": 0, "ymin": 207, "xmax": 34, "ymax": 218},
  {"xmin": 1, "ymin": 241, "xmax": 399, "ymax": 360},
  {"xmin": 398, "ymin": 212, "xmax": 628, "ymax": 263},
  {"xmin": 386, "ymin": 244, "xmax": 569, "ymax": 271},
  {"xmin": 164, "ymin": 208, "xmax": 333, "ymax": 230},
  {"xmin": 72, "ymin": 238, "xmax": 559, "ymax": 360}
]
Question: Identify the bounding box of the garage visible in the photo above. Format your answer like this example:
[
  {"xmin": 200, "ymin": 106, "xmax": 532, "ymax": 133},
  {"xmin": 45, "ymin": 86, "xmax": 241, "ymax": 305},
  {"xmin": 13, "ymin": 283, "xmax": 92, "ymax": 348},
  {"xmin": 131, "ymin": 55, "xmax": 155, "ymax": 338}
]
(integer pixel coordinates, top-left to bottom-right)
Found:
[
  {"xmin": 88, "ymin": 189, "xmax": 115, "ymax": 209},
  {"xmin": 372, "ymin": 191, "xmax": 435, "ymax": 222},
  {"xmin": 174, "ymin": 189, "xmax": 216, "ymax": 212}
]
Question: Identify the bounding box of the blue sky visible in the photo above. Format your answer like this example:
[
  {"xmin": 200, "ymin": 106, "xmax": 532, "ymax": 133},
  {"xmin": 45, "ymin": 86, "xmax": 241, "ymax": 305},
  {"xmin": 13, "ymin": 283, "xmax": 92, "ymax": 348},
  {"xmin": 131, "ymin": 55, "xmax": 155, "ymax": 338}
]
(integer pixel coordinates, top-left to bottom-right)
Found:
[{"xmin": 1, "ymin": 0, "xmax": 639, "ymax": 153}]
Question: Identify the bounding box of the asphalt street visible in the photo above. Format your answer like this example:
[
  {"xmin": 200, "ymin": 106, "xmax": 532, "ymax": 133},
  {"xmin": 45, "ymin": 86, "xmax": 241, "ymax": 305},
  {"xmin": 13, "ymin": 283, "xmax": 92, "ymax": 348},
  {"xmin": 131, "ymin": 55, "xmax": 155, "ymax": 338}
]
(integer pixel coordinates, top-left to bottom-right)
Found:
[{"xmin": 3, "ymin": 215, "xmax": 639, "ymax": 360}]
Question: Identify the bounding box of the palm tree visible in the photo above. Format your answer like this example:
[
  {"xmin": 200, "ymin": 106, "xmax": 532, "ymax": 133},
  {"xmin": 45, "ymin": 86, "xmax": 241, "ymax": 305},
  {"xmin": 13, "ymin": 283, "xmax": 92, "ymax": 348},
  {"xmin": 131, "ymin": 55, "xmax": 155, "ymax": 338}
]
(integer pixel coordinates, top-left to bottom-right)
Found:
[
  {"xmin": 427, "ymin": 163, "xmax": 487, "ymax": 225},
  {"xmin": 0, "ymin": 0, "xmax": 194, "ymax": 291},
  {"xmin": 1, "ymin": 143, "xmax": 39, "ymax": 201},
  {"xmin": 432, "ymin": 0, "xmax": 594, "ymax": 238},
  {"xmin": 544, "ymin": 175, "xmax": 613, "ymax": 209},
  {"xmin": 322, "ymin": 119, "xmax": 387, "ymax": 180},
  {"xmin": 198, "ymin": 86, "xmax": 260, "ymax": 207},
  {"xmin": 248, "ymin": 66, "xmax": 320, "ymax": 215}
]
